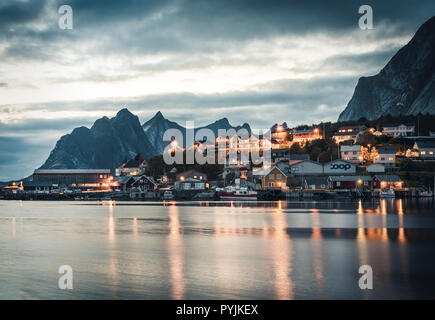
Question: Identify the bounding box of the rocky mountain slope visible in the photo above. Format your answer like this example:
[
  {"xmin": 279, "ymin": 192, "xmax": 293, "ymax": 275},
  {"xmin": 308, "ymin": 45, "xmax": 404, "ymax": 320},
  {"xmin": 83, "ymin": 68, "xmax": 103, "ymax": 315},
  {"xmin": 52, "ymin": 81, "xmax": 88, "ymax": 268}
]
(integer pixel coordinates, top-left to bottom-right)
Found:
[
  {"xmin": 40, "ymin": 109, "xmax": 156, "ymax": 170},
  {"xmin": 142, "ymin": 111, "xmax": 251, "ymax": 155},
  {"xmin": 338, "ymin": 16, "xmax": 435, "ymax": 121},
  {"xmin": 40, "ymin": 109, "xmax": 253, "ymax": 170}
]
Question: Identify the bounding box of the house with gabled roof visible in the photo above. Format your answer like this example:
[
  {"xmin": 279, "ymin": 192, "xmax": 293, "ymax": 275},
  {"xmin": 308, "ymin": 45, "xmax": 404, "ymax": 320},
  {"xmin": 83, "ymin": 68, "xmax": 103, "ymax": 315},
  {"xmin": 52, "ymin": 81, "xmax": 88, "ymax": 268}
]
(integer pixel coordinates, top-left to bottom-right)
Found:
[
  {"xmin": 255, "ymin": 165, "xmax": 288, "ymax": 190},
  {"xmin": 412, "ymin": 141, "xmax": 435, "ymax": 160},
  {"xmin": 374, "ymin": 148, "xmax": 396, "ymax": 167},
  {"xmin": 304, "ymin": 177, "xmax": 328, "ymax": 190},
  {"xmin": 328, "ymin": 176, "xmax": 372, "ymax": 190},
  {"xmin": 382, "ymin": 123, "xmax": 415, "ymax": 137},
  {"xmin": 115, "ymin": 154, "xmax": 148, "ymax": 176},
  {"xmin": 372, "ymin": 175, "xmax": 403, "ymax": 190}
]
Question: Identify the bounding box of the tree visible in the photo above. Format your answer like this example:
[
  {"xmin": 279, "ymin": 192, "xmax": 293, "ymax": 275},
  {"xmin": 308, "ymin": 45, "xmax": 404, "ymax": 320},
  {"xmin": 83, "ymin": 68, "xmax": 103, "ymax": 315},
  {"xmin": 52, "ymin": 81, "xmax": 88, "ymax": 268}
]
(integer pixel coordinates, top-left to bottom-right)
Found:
[{"xmin": 318, "ymin": 151, "xmax": 331, "ymax": 163}]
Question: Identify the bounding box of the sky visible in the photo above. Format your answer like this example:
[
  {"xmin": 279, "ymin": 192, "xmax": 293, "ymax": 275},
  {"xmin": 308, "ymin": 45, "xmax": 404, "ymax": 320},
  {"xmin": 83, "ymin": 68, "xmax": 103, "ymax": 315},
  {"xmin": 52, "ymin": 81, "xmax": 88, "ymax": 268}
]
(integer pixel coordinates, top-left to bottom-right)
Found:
[{"xmin": 1, "ymin": 0, "xmax": 435, "ymax": 180}]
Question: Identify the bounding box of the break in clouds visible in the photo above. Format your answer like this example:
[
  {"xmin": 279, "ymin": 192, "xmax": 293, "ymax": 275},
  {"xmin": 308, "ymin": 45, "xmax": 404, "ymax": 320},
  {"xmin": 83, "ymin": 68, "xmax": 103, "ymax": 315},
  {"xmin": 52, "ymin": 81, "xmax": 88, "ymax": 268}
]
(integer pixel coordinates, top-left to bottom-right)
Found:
[{"xmin": 1, "ymin": 0, "xmax": 435, "ymax": 180}]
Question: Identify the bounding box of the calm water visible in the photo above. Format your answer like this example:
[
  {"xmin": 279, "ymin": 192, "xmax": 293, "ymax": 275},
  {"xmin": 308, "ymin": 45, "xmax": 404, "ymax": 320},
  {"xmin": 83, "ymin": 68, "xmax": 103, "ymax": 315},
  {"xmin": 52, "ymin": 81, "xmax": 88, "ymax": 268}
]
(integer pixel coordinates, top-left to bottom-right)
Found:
[{"xmin": 0, "ymin": 199, "xmax": 435, "ymax": 300}]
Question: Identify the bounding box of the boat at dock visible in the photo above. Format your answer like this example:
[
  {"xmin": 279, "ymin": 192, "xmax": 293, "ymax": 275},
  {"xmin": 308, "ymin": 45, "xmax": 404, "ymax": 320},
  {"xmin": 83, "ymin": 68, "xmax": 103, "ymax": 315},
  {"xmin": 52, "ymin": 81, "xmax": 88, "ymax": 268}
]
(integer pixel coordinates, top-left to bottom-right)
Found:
[
  {"xmin": 380, "ymin": 189, "xmax": 395, "ymax": 198},
  {"xmin": 419, "ymin": 189, "xmax": 433, "ymax": 198},
  {"xmin": 216, "ymin": 186, "xmax": 258, "ymax": 200},
  {"xmin": 216, "ymin": 178, "xmax": 258, "ymax": 201}
]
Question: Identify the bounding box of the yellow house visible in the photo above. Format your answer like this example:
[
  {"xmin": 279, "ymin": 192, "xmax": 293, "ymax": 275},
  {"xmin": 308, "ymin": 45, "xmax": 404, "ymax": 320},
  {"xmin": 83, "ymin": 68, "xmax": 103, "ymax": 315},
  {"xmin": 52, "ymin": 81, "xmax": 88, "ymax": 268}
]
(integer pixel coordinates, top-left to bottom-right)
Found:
[{"xmin": 260, "ymin": 166, "xmax": 288, "ymax": 190}]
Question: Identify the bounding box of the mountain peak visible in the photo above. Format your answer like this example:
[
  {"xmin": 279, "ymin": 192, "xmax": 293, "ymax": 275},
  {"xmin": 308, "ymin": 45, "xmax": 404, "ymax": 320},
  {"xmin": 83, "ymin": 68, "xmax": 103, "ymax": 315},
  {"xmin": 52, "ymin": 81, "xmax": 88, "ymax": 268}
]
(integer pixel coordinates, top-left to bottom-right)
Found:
[
  {"xmin": 115, "ymin": 108, "xmax": 135, "ymax": 118},
  {"xmin": 40, "ymin": 109, "xmax": 157, "ymax": 170},
  {"xmin": 214, "ymin": 118, "xmax": 231, "ymax": 127},
  {"xmin": 338, "ymin": 16, "xmax": 435, "ymax": 121},
  {"xmin": 112, "ymin": 108, "xmax": 139, "ymax": 125},
  {"xmin": 152, "ymin": 111, "xmax": 165, "ymax": 121}
]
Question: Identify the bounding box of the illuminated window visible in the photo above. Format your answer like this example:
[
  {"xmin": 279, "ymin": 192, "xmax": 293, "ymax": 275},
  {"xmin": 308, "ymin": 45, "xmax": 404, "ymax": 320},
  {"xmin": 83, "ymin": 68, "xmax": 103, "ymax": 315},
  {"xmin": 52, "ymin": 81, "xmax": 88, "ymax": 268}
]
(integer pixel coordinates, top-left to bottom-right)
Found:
[{"xmin": 421, "ymin": 151, "xmax": 426, "ymax": 155}]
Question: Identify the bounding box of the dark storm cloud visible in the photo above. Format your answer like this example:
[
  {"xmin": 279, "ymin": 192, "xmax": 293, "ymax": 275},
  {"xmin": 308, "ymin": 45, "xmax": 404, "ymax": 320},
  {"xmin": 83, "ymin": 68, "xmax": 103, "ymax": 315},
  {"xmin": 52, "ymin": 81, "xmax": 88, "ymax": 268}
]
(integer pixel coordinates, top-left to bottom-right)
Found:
[
  {"xmin": 0, "ymin": 0, "xmax": 45, "ymax": 28},
  {"xmin": 1, "ymin": 0, "xmax": 434, "ymax": 61},
  {"xmin": 323, "ymin": 45, "xmax": 400, "ymax": 73},
  {"xmin": 55, "ymin": 0, "xmax": 435, "ymax": 40},
  {"xmin": 0, "ymin": 136, "xmax": 35, "ymax": 162},
  {"xmin": 0, "ymin": 117, "xmax": 94, "ymax": 134},
  {"xmin": 0, "ymin": 136, "xmax": 53, "ymax": 180},
  {"xmin": 7, "ymin": 74, "xmax": 355, "ymax": 115}
]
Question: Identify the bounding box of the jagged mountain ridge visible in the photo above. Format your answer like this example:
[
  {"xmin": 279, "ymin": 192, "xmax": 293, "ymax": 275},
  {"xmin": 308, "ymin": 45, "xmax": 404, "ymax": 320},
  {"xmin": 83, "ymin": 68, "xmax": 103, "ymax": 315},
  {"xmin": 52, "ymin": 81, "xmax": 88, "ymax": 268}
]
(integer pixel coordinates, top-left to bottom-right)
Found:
[
  {"xmin": 40, "ymin": 109, "xmax": 157, "ymax": 170},
  {"xmin": 40, "ymin": 108, "xmax": 253, "ymax": 170},
  {"xmin": 338, "ymin": 16, "xmax": 435, "ymax": 121},
  {"xmin": 142, "ymin": 111, "xmax": 251, "ymax": 155}
]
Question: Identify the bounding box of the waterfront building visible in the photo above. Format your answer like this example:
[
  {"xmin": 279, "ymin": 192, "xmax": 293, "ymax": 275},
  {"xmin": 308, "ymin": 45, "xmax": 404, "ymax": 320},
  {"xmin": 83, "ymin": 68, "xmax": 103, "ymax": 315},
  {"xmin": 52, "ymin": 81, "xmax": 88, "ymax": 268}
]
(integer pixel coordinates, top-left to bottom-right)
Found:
[
  {"xmin": 0, "ymin": 181, "xmax": 22, "ymax": 193},
  {"xmin": 174, "ymin": 177, "xmax": 208, "ymax": 191},
  {"xmin": 258, "ymin": 166, "xmax": 288, "ymax": 190},
  {"xmin": 113, "ymin": 175, "xmax": 157, "ymax": 192},
  {"xmin": 33, "ymin": 169, "xmax": 112, "ymax": 187},
  {"xmin": 304, "ymin": 177, "xmax": 328, "ymax": 190},
  {"xmin": 22, "ymin": 181, "xmax": 54, "ymax": 193},
  {"xmin": 372, "ymin": 175, "xmax": 403, "ymax": 190},
  {"xmin": 328, "ymin": 176, "xmax": 372, "ymax": 190}
]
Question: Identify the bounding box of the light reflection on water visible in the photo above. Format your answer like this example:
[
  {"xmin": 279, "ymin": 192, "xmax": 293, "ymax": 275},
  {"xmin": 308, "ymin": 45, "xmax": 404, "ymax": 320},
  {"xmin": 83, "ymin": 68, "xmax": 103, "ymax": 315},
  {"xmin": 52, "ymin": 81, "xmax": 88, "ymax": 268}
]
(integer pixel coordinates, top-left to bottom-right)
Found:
[
  {"xmin": 168, "ymin": 204, "xmax": 185, "ymax": 300},
  {"xmin": 0, "ymin": 199, "xmax": 434, "ymax": 299},
  {"xmin": 270, "ymin": 201, "xmax": 293, "ymax": 300}
]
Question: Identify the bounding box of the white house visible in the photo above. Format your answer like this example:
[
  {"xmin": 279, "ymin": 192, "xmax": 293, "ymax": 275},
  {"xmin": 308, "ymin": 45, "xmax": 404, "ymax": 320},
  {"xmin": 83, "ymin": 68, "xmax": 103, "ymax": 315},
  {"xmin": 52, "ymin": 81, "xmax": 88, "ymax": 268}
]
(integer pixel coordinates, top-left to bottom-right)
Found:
[
  {"xmin": 340, "ymin": 145, "xmax": 363, "ymax": 164},
  {"xmin": 374, "ymin": 148, "xmax": 396, "ymax": 167},
  {"xmin": 412, "ymin": 141, "xmax": 435, "ymax": 160},
  {"xmin": 332, "ymin": 125, "xmax": 366, "ymax": 143},
  {"xmin": 382, "ymin": 123, "xmax": 415, "ymax": 137},
  {"xmin": 174, "ymin": 178, "xmax": 208, "ymax": 191}
]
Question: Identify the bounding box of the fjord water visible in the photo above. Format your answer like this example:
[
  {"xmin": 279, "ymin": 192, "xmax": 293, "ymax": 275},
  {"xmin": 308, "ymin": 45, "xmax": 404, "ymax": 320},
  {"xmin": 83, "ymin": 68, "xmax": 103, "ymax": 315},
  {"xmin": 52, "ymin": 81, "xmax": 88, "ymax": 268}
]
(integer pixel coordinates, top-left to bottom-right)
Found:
[{"xmin": 1, "ymin": 199, "xmax": 435, "ymax": 299}]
